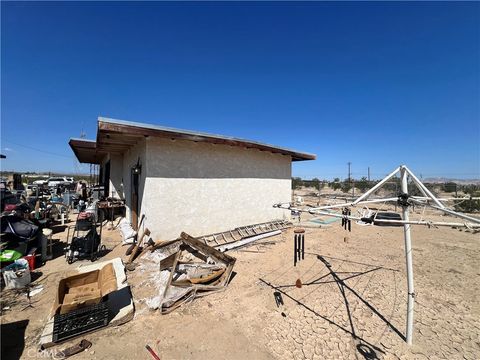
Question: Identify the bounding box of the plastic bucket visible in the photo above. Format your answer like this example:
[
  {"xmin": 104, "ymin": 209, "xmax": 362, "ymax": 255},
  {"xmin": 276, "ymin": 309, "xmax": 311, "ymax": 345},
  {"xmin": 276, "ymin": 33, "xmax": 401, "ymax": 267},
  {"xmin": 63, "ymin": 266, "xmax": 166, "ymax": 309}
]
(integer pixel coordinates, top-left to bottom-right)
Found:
[
  {"xmin": 41, "ymin": 228, "xmax": 53, "ymax": 262},
  {"xmin": 3, "ymin": 259, "xmax": 31, "ymax": 289}
]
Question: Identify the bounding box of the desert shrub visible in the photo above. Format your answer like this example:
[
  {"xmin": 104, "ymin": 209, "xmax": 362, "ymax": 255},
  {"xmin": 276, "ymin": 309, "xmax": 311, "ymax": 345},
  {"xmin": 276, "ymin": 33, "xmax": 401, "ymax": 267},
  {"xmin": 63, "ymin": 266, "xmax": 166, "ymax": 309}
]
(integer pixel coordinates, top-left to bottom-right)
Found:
[
  {"xmin": 330, "ymin": 178, "xmax": 342, "ymax": 191},
  {"xmin": 292, "ymin": 177, "xmax": 303, "ymax": 190}
]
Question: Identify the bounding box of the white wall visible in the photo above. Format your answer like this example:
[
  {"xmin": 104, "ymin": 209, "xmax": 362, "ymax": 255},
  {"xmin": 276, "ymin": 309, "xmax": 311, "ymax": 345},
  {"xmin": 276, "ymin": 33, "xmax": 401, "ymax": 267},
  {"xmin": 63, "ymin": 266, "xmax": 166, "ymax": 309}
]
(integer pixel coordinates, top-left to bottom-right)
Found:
[
  {"xmin": 109, "ymin": 154, "xmax": 124, "ymax": 199},
  {"xmin": 141, "ymin": 137, "xmax": 291, "ymax": 240},
  {"xmin": 122, "ymin": 139, "xmax": 147, "ymax": 223}
]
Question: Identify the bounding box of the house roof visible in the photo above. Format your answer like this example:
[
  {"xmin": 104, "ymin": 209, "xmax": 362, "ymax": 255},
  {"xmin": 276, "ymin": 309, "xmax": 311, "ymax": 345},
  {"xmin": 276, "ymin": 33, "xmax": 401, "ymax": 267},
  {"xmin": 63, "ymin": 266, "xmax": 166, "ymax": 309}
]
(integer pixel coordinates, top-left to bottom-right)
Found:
[
  {"xmin": 69, "ymin": 138, "xmax": 107, "ymax": 164},
  {"xmin": 70, "ymin": 116, "xmax": 316, "ymax": 164}
]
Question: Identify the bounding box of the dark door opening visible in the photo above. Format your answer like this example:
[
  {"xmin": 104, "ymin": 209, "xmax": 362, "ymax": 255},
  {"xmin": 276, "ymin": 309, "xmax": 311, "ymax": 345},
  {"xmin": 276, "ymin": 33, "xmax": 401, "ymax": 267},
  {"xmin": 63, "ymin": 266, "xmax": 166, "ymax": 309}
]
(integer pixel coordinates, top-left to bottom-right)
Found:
[
  {"xmin": 131, "ymin": 166, "xmax": 140, "ymax": 230},
  {"xmin": 104, "ymin": 160, "xmax": 110, "ymax": 198}
]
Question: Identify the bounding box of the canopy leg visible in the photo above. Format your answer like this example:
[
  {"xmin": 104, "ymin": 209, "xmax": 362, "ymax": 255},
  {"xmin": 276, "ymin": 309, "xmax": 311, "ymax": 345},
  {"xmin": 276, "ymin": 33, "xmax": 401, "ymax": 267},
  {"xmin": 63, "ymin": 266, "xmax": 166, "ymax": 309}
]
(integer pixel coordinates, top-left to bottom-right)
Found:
[{"xmin": 401, "ymin": 166, "xmax": 414, "ymax": 345}]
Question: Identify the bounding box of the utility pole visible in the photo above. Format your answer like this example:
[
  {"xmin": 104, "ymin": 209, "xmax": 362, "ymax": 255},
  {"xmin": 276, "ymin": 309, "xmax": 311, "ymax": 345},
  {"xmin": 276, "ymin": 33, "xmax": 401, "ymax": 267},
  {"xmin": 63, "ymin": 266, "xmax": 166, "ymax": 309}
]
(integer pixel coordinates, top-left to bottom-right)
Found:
[
  {"xmin": 368, "ymin": 167, "xmax": 371, "ymax": 182},
  {"xmin": 347, "ymin": 162, "xmax": 354, "ymax": 198}
]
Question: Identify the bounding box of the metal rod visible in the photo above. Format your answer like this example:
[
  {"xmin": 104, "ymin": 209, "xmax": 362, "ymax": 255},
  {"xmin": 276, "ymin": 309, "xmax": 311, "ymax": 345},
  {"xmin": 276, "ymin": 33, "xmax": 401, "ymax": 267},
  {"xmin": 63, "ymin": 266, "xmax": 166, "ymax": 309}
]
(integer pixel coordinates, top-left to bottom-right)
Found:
[
  {"xmin": 294, "ymin": 234, "xmax": 297, "ymax": 266},
  {"xmin": 297, "ymin": 235, "xmax": 301, "ymax": 261},
  {"xmin": 353, "ymin": 166, "xmax": 400, "ymax": 205},
  {"xmin": 401, "ymin": 166, "xmax": 414, "ymax": 345},
  {"xmin": 404, "ymin": 166, "xmax": 445, "ymax": 209},
  {"xmin": 294, "ymin": 197, "xmax": 399, "ymax": 212},
  {"xmin": 411, "ymin": 196, "xmax": 480, "ymax": 201},
  {"xmin": 284, "ymin": 206, "xmax": 480, "ymax": 228},
  {"xmin": 301, "ymin": 234, "xmax": 305, "ymax": 260},
  {"xmin": 411, "ymin": 199, "xmax": 480, "ymax": 224}
]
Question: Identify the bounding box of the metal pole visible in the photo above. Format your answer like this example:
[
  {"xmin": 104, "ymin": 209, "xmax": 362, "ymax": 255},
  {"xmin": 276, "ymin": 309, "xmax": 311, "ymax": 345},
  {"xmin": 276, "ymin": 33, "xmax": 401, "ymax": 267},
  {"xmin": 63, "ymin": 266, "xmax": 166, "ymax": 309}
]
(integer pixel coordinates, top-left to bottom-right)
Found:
[
  {"xmin": 405, "ymin": 166, "xmax": 445, "ymax": 209},
  {"xmin": 353, "ymin": 166, "xmax": 400, "ymax": 205},
  {"xmin": 400, "ymin": 166, "xmax": 414, "ymax": 345},
  {"xmin": 368, "ymin": 167, "xmax": 370, "ymax": 182}
]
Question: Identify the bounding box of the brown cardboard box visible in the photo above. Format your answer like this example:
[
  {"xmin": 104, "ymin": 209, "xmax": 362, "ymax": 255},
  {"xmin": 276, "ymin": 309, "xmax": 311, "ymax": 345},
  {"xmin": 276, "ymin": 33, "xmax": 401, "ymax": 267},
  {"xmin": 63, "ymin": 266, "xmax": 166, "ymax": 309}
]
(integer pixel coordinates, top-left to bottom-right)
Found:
[{"xmin": 51, "ymin": 263, "xmax": 118, "ymax": 316}]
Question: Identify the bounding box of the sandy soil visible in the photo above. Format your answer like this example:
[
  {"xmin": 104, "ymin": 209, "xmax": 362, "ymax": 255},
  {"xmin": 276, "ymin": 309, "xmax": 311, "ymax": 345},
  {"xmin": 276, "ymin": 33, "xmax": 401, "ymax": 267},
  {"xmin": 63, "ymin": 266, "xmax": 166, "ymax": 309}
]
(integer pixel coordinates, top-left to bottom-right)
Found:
[{"xmin": 1, "ymin": 197, "xmax": 479, "ymax": 360}]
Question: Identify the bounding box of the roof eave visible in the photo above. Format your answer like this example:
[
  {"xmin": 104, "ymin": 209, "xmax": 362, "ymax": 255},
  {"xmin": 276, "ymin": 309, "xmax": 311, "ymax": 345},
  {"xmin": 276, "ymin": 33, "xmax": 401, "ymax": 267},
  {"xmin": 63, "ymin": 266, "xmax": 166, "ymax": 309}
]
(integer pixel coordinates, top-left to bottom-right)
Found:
[{"xmin": 97, "ymin": 117, "xmax": 316, "ymax": 161}]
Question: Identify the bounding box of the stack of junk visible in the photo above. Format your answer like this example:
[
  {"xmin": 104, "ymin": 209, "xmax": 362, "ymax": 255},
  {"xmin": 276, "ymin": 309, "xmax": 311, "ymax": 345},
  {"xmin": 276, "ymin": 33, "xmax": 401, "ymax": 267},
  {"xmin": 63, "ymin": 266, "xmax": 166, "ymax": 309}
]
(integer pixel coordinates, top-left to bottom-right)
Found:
[{"xmin": 123, "ymin": 220, "xmax": 290, "ymax": 313}]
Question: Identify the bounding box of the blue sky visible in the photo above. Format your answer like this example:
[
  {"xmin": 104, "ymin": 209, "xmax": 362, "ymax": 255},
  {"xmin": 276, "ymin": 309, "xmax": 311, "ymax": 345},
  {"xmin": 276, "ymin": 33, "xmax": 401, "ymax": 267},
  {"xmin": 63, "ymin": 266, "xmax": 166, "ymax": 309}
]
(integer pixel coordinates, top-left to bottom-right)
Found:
[{"xmin": 1, "ymin": 2, "xmax": 479, "ymax": 179}]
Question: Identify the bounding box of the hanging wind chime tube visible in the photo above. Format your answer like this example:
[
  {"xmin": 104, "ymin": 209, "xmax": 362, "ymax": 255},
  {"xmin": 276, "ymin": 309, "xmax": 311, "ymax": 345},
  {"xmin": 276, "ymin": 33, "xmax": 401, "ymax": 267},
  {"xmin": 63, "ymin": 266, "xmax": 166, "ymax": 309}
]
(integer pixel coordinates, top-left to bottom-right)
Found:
[{"xmin": 274, "ymin": 165, "xmax": 480, "ymax": 346}]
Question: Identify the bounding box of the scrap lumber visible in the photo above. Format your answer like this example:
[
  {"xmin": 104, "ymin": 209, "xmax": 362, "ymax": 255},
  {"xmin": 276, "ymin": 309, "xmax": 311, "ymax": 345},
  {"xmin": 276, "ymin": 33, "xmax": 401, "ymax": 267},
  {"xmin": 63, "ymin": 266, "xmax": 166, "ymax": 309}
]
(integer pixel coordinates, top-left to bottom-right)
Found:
[
  {"xmin": 157, "ymin": 232, "xmax": 236, "ymax": 314},
  {"xmin": 125, "ymin": 214, "xmax": 145, "ymax": 255},
  {"xmin": 127, "ymin": 228, "xmax": 151, "ymax": 264}
]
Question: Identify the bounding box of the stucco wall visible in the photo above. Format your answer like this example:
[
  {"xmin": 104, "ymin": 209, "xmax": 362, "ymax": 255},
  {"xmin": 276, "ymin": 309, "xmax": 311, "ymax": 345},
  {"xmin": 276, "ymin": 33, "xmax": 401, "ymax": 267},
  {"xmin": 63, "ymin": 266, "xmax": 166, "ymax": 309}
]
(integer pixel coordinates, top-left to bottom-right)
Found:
[
  {"xmin": 122, "ymin": 139, "xmax": 147, "ymax": 223},
  {"xmin": 141, "ymin": 137, "xmax": 291, "ymax": 240},
  {"xmin": 109, "ymin": 154, "xmax": 124, "ymax": 199}
]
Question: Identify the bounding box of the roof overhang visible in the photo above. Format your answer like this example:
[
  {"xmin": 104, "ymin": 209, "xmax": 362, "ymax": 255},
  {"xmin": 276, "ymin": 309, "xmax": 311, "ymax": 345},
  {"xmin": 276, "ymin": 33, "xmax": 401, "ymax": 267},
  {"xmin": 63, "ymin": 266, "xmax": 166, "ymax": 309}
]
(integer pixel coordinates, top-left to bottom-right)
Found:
[
  {"xmin": 96, "ymin": 117, "xmax": 316, "ymax": 161},
  {"xmin": 69, "ymin": 138, "xmax": 106, "ymax": 164}
]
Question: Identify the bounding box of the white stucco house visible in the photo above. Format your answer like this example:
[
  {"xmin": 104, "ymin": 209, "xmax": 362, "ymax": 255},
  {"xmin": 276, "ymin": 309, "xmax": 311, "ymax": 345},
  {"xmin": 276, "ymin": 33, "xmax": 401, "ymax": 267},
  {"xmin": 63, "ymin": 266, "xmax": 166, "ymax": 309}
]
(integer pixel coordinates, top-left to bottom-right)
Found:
[{"xmin": 69, "ymin": 117, "xmax": 316, "ymax": 240}]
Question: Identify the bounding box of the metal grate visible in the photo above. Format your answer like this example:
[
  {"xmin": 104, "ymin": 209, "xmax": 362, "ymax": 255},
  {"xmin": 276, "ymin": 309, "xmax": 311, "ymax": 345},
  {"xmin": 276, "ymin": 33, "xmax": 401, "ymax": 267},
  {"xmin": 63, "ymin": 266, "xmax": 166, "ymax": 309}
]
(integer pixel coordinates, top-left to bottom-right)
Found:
[{"xmin": 53, "ymin": 301, "xmax": 110, "ymax": 342}]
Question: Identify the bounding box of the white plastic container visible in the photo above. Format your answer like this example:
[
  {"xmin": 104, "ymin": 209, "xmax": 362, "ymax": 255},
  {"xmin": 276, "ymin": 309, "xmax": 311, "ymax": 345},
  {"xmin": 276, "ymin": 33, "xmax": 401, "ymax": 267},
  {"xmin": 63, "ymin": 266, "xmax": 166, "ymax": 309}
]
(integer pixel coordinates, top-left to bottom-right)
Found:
[
  {"xmin": 3, "ymin": 259, "xmax": 31, "ymax": 289},
  {"xmin": 42, "ymin": 228, "xmax": 53, "ymax": 261}
]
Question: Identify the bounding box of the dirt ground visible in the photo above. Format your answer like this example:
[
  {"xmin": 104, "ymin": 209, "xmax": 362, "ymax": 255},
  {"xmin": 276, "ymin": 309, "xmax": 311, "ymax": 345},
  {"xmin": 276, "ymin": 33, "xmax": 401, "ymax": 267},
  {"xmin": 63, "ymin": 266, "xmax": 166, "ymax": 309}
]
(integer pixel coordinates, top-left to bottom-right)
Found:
[{"xmin": 1, "ymin": 195, "xmax": 479, "ymax": 359}]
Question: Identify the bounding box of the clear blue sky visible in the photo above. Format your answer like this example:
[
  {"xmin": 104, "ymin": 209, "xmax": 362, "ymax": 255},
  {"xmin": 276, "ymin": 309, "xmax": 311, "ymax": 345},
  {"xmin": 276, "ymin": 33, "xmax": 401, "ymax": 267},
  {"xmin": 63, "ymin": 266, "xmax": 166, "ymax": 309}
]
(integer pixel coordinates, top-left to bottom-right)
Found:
[{"xmin": 1, "ymin": 2, "xmax": 479, "ymax": 180}]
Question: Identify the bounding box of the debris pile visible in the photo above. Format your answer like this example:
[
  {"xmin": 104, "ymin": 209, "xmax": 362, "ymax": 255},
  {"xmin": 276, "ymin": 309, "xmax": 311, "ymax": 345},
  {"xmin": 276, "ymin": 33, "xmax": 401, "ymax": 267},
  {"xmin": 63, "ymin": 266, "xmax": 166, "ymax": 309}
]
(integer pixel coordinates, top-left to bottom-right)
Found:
[
  {"xmin": 139, "ymin": 232, "xmax": 236, "ymax": 314},
  {"xmin": 39, "ymin": 258, "xmax": 134, "ymax": 349}
]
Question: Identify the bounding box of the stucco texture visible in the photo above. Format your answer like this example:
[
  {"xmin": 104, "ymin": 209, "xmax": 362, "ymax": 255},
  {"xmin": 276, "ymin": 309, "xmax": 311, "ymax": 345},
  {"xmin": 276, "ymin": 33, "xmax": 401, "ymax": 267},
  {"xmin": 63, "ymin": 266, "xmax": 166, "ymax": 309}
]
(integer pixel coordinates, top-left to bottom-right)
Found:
[
  {"xmin": 109, "ymin": 154, "xmax": 124, "ymax": 198},
  {"xmin": 140, "ymin": 137, "xmax": 292, "ymax": 240},
  {"xmin": 121, "ymin": 139, "xmax": 147, "ymax": 223}
]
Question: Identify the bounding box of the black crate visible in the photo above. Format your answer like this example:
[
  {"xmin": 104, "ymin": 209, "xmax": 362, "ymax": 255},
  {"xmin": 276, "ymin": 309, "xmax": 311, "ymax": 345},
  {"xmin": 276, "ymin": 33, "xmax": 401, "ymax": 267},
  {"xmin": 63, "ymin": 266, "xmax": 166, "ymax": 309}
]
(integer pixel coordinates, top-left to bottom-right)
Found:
[{"xmin": 53, "ymin": 300, "xmax": 110, "ymax": 342}]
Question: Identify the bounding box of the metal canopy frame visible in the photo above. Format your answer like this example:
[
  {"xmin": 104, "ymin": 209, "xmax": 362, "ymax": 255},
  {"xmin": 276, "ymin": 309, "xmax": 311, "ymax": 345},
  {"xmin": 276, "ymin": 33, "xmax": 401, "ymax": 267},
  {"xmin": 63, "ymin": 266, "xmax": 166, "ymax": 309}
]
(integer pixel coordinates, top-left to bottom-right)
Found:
[{"xmin": 274, "ymin": 165, "xmax": 480, "ymax": 345}]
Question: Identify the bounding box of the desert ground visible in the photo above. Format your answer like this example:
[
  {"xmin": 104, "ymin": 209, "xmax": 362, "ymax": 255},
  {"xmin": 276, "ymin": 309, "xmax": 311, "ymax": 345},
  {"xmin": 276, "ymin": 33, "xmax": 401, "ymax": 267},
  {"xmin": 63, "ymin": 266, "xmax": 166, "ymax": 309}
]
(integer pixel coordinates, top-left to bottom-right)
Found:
[{"xmin": 1, "ymin": 189, "xmax": 479, "ymax": 360}]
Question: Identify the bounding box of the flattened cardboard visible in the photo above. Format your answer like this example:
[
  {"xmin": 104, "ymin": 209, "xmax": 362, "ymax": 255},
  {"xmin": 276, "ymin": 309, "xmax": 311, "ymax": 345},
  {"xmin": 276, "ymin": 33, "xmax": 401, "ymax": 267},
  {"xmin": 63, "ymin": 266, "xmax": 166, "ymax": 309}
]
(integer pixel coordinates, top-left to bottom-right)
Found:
[
  {"xmin": 40, "ymin": 258, "xmax": 134, "ymax": 350},
  {"xmin": 51, "ymin": 263, "xmax": 117, "ymax": 317}
]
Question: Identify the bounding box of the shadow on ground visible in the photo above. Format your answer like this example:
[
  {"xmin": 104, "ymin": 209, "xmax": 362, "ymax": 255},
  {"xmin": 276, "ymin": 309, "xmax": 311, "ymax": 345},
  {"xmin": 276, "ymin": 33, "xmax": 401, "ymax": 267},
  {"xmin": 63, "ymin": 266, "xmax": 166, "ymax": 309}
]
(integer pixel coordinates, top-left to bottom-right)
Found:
[
  {"xmin": 1, "ymin": 319, "xmax": 29, "ymax": 360},
  {"xmin": 259, "ymin": 253, "xmax": 405, "ymax": 359}
]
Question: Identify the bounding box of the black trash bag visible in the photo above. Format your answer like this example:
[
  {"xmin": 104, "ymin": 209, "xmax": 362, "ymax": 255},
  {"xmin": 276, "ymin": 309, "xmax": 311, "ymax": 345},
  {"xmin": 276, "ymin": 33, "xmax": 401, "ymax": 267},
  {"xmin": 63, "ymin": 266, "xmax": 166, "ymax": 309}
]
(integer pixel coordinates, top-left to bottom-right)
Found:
[{"xmin": 0, "ymin": 215, "xmax": 39, "ymax": 239}]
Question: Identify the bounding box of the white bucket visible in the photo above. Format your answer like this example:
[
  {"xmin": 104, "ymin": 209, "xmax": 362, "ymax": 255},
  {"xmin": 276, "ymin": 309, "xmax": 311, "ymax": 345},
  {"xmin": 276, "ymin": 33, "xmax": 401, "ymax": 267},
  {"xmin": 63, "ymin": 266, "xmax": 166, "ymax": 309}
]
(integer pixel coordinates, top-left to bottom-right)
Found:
[
  {"xmin": 3, "ymin": 259, "xmax": 31, "ymax": 289},
  {"xmin": 41, "ymin": 228, "xmax": 53, "ymax": 262}
]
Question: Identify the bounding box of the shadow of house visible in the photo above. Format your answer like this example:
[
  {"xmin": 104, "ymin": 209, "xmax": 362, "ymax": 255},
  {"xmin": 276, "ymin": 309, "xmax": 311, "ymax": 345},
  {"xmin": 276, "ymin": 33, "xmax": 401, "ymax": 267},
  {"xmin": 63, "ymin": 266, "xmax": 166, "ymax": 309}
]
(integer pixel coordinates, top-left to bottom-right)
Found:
[{"xmin": 1, "ymin": 319, "xmax": 29, "ymax": 360}]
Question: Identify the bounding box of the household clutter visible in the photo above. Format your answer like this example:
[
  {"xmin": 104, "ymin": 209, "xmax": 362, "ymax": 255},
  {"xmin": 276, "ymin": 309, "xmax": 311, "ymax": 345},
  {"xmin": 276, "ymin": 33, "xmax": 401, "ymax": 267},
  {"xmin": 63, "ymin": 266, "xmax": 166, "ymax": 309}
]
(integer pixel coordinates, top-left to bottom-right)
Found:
[{"xmin": 1, "ymin": 175, "xmax": 291, "ymax": 357}]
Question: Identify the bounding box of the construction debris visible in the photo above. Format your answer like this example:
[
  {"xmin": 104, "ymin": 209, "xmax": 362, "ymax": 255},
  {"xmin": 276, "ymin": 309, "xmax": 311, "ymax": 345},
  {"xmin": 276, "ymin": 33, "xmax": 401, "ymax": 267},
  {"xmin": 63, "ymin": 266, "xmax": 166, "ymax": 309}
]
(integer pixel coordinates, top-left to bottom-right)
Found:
[
  {"xmin": 139, "ymin": 232, "xmax": 236, "ymax": 314},
  {"xmin": 198, "ymin": 220, "xmax": 290, "ymax": 250},
  {"xmin": 55, "ymin": 339, "xmax": 92, "ymax": 359},
  {"xmin": 215, "ymin": 230, "xmax": 281, "ymax": 252}
]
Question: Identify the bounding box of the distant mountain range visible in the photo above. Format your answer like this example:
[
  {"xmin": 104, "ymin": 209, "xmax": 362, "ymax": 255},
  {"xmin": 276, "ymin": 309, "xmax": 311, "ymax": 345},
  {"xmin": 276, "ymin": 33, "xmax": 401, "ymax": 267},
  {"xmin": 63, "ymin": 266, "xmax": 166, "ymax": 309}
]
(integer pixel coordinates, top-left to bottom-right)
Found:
[{"xmin": 423, "ymin": 178, "xmax": 480, "ymax": 185}]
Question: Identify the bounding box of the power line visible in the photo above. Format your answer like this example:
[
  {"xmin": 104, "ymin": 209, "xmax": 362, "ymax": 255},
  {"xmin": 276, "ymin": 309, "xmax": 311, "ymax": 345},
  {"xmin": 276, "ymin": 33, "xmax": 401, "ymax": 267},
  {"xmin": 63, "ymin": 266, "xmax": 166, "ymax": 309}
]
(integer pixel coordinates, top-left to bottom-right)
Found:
[{"xmin": 3, "ymin": 140, "xmax": 71, "ymax": 158}]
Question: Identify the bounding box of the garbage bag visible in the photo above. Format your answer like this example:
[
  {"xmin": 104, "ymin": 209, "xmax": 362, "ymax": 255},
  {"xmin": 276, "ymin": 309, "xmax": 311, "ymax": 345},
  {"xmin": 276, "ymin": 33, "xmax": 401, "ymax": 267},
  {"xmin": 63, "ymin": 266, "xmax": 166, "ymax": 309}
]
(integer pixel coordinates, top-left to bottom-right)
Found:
[{"xmin": 1, "ymin": 215, "xmax": 39, "ymax": 239}]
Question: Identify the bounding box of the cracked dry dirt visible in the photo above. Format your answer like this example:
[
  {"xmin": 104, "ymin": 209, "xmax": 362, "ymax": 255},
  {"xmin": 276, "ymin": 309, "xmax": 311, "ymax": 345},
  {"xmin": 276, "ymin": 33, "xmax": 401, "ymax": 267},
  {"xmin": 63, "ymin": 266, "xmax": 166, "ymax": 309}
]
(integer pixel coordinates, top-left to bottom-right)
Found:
[
  {"xmin": 2, "ymin": 214, "xmax": 479, "ymax": 359},
  {"xmin": 256, "ymin": 222, "xmax": 480, "ymax": 360}
]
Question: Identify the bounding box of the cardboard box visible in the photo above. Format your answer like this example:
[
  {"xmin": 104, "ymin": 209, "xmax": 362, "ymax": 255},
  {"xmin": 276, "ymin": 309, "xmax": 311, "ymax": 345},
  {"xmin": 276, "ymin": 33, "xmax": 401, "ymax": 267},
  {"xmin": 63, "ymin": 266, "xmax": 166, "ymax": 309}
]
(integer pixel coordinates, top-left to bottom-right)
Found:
[{"xmin": 51, "ymin": 263, "xmax": 118, "ymax": 316}]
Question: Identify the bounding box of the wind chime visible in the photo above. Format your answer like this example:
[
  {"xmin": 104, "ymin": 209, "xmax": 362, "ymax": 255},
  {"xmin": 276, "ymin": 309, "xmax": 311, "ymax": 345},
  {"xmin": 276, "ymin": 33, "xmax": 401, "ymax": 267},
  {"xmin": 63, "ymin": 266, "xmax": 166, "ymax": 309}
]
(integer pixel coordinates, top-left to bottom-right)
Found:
[{"xmin": 275, "ymin": 165, "xmax": 480, "ymax": 345}]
